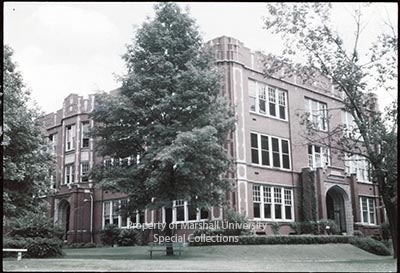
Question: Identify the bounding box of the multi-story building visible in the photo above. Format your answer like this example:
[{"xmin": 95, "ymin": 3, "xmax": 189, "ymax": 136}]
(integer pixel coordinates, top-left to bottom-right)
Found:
[{"xmin": 39, "ymin": 36, "xmax": 384, "ymax": 244}]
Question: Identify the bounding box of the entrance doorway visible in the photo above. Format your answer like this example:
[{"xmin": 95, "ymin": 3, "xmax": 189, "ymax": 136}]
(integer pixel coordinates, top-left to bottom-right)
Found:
[
  {"xmin": 326, "ymin": 186, "xmax": 347, "ymax": 232},
  {"xmin": 58, "ymin": 200, "xmax": 70, "ymax": 240}
]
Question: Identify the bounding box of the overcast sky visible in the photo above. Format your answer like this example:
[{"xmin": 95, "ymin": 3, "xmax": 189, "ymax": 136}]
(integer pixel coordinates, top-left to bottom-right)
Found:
[{"xmin": 4, "ymin": 2, "xmax": 398, "ymax": 114}]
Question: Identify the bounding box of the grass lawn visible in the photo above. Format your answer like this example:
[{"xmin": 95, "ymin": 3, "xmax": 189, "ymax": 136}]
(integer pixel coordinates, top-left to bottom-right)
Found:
[{"xmin": 3, "ymin": 244, "xmax": 397, "ymax": 272}]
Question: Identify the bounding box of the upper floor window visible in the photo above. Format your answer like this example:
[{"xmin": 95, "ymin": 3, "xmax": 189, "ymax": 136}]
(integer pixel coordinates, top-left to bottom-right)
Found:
[
  {"xmin": 345, "ymin": 154, "xmax": 371, "ymax": 182},
  {"xmin": 49, "ymin": 133, "xmax": 58, "ymax": 153},
  {"xmin": 81, "ymin": 161, "xmax": 90, "ymax": 182},
  {"xmin": 253, "ymin": 185, "xmax": 293, "ymax": 221},
  {"xmin": 81, "ymin": 122, "xmax": 90, "ymax": 148},
  {"xmin": 304, "ymin": 98, "xmax": 327, "ymax": 131},
  {"xmin": 342, "ymin": 111, "xmax": 362, "ymax": 140},
  {"xmin": 308, "ymin": 145, "xmax": 330, "ymax": 169},
  {"xmin": 250, "ymin": 133, "xmax": 290, "ymax": 170},
  {"xmin": 248, "ymin": 79, "xmax": 287, "ymax": 121},
  {"xmin": 65, "ymin": 125, "xmax": 76, "ymax": 151},
  {"xmin": 64, "ymin": 164, "xmax": 75, "ymax": 184},
  {"xmin": 360, "ymin": 196, "xmax": 376, "ymax": 225}
]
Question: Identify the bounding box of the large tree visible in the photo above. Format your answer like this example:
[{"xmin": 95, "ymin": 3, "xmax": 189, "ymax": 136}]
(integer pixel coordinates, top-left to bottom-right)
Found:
[
  {"xmin": 263, "ymin": 3, "xmax": 397, "ymax": 257},
  {"xmin": 3, "ymin": 45, "xmax": 53, "ymax": 217},
  {"xmin": 91, "ymin": 2, "xmax": 234, "ymax": 254}
]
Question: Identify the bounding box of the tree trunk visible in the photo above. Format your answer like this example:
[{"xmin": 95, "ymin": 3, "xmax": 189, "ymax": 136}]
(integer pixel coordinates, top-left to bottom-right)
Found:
[
  {"xmin": 164, "ymin": 207, "xmax": 174, "ymax": 256},
  {"xmin": 385, "ymin": 202, "xmax": 398, "ymax": 258}
]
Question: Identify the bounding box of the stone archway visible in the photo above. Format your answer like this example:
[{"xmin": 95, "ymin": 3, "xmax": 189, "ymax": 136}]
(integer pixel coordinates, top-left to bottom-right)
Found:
[
  {"xmin": 325, "ymin": 185, "xmax": 353, "ymax": 234},
  {"xmin": 58, "ymin": 200, "xmax": 70, "ymax": 240}
]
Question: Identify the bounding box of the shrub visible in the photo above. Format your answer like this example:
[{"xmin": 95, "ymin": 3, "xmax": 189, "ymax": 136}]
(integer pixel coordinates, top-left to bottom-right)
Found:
[
  {"xmin": 380, "ymin": 222, "xmax": 391, "ymax": 241},
  {"xmin": 224, "ymin": 209, "xmax": 250, "ymax": 236},
  {"xmin": 300, "ymin": 221, "xmax": 319, "ymax": 235},
  {"xmin": 117, "ymin": 229, "xmax": 138, "ymax": 246},
  {"xmin": 350, "ymin": 237, "xmax": 391, "ymax": 256},
  {"xmin": 7, "ymin": 212, "xmax": 63, "ymax": 239},
  {"xmin": 318, "ymin": 219, "xmax": 340, "ymax": 235},
  {"xmin": 353, "ymin": 230, "xmax": 364, "ymax": 237},
  {"xmin": 3, "ymin": 236, "xmax": 64, "ymax": 258},
  {"xmin": 100, "ymin": 224, "xmax": 120, "ymax": 246},
  {"xmin": 289, "ymin": 222, "xmax": 301, "ymax": 235},
  {"xmin": 271, "ymin": 223, "xmax": 280, "ymax": 235},
  {"xmin": 189, "ymin": 235, "xmax": 353, "ymax": 246}
]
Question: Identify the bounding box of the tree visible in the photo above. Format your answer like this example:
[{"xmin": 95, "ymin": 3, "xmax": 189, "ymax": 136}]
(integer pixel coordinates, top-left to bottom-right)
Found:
[
  {"xmin": 91, "ymin": 2, "xmax": 235, "ymax": 255},
  {"xmin": 263, "ymin": 3, "xmax": 397, "ymax": 257},
  {"xmin": 3, "ymin": 45, "xmax": 53, "ymax": 217}
]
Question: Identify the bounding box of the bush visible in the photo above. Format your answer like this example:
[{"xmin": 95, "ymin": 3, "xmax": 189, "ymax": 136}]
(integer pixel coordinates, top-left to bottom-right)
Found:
[
  {"xmin": 100, "ymin": 224, "xmax": 120, "ymax": 246},
  {"xmin": 300, "ymin": 221, "xmax": 319, "ymax": 235},
  {"xmin": 380, "ymin": 222, "xmax": 391, "ymax": 241},
  {"xmin": 271, "ymin": 223, "xmax": 280, "ymax": 235},
  {"xmin": 3, "ymin": 236, "xmax": 64, "ymax": 258},
  {"xmin": 317, "ymin": 220, "xmax": 340, "ymax": 235},
  {"xmin": 7, "ymin": 212, "xmax": 64, "ymax": 239},
  {"xmin": 224, "ymin": 209, "xmax": 250, "ymax": 236},
  {"xmin": 189, "ymin": 234, "xmax": 353, "ymax": 246},
  {"xmin": 353, "ymin": 230, "xmax": 364, "ymax": 237},
  {"xmin": 289, "ymin": 222, "xmax": 301, "ymax": 234},
  {"xmin": 350, "ymin": 237, "xmax": 391, "ymax": 256},
  {"xmin": 117, "ymin": 229, "xmax": 138, "ymax": 246}
]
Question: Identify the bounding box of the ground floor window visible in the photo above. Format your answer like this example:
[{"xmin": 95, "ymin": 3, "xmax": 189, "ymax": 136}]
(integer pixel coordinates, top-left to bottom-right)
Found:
[
  {"xmin": 172, "ymin": 200, "xmax": 209, "ymax": 223},
  {"xmin": 360, "ymin": 196, "xmax": 376, "ymax": 225},
  {"xmin": 253, "ymin": 185, "xmax": 293, "ymax": 221},
  {"xmin": 102, "ymin": 199, "xmax": 142, "ymax": 228}
]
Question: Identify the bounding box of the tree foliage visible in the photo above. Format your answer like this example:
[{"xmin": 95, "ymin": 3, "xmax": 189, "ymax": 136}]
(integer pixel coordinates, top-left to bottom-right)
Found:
[
  {"xmin": 263, "ymin": 2, "xmax": 397, "ymax": 257},
  {"xmin": 91, "ymin": 2, "xmax": 234, "ymax": 213},
  {"xmin": 3, "ymin": 45, "xmax": 53, "ymax": 217}
]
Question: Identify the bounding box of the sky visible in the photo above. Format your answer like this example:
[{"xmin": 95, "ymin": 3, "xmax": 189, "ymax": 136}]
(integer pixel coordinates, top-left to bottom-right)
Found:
[{"xmin": 4, "ymin": 2, "xmax": 398, "ymax": 114}]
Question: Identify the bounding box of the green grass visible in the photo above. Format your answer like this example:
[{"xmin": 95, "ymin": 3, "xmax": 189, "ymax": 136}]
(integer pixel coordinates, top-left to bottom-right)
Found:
[{"xmin": 3, "ymin": 244, "xmax": 397, "ymax": 272}]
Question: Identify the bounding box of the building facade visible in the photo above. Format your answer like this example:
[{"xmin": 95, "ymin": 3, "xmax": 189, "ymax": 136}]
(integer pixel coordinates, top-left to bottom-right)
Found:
[{"xmin": 39, "ymin": 36, "xmax": 384, "ymax": 244}]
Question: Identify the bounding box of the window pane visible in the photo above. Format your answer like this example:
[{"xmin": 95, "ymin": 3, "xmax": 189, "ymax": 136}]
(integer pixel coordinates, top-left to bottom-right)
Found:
[
  {"xmin": 279, "ymin": 105, "xmax": 286, "ymax": 120},
  {"xmin": 253, "ymin": 203, "xmax": 260, "ymax": 218},
  {"xmin": 285, "ymin": 206, "xmax": 292, "ymax": 220},
  {"xmin": 282, "ymin": 155, "xmax": 290, "ymax": 169},
  {"xmin": 269, "ymin": 102, "xmax": 276, "ymax": 116},
  {"xmin": 200, "ymin": 209, "xmax": 209, "ymax": 220},
  {"xmin": 251, "ymin": 134, "xmax": 258, "ymax": 148},
  {"xmin": 275, "ymin": 204, "xmax": 282, "ymax": 219},
  {"xmin": 176, "ymin": 207, "xmax": 185, "ymax": 221},
  {"xmin": 281, "ymin": 140, "xmax": 289, "ymax": 154},
  {"xmin": 251, "ymin": 149, "xmax": 259, "ymax": 164},
  {"xmin": 188, "ymin": 205, "xmax": 197, "ymax": 221},
  {"xmin": 272, "ymin": 138, "xmax": 280, "ymax": 167},
  {"xmin": 264, "ymin": 204, "xmax": 271, "ymax": 219},
  {"xmin": 261, "ymin": 136, "xmax": 269, "ymax": 150},
  {"xmin": 262, "ymin": 151, "xmax": 270, "ymax": 166}
]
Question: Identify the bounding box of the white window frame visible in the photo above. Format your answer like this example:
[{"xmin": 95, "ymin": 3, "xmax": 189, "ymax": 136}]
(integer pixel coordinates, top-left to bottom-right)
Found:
[
  {"xmin": 248, "ymin": 79, "xmax": 288, "ymax": 121},
  {"xmin": 308, "ymin": 145, "xmax": 330, "ymax": 169},
  {"xmin": 65, "ymin": 124, "xmax": 76, "ymax": 151},
  {"xmin": 80, "ymin": 161, "xmax": 90, "ymax": 182},
  {"xmin": 345, "ymin": 154, "xmax": 371, "ymax": 183},
  {"xmin": 360, "ymin": 196, "xmax": 376, "ymax": 225},
  {"xmin": 64, "ymin": 164, "xmax": 75, "ymax": 184},
  {"xmin": 172, "ymin": 200, "xmax": 210, "ymax": 223},
  {"xmin": 252, "ymin": 185, "xmax": 294, "ymax": 221},
  {"xmin": 342, "ymin": 111, "xmax": 362, "ymax": 140},
  {"xmin": 305, "ymin": 98, "xmax": 328, "ymax": 131},
  {"xmin": 81, "ymin": 122, "xmax": 90, "ymax": 149},
  {"xmin": 102, "ymin": 199, "xmax": 132, "ymax": 229},
  {"xmin": 49, "ymin": 133, "xmax": 58, "ymax": 154},
  {"xmin": 250, "ymin": 132, "xmax": 291, "ymax": 170}
]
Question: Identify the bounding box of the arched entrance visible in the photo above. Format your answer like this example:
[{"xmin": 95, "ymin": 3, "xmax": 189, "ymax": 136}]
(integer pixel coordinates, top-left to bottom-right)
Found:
[
  {"xmin": 58, "ymin": 200, "xmax": 70, "ymax": 240},
  {"xmin": 326, "ymin": 186, "xmax": 347, "ymax": 232}
]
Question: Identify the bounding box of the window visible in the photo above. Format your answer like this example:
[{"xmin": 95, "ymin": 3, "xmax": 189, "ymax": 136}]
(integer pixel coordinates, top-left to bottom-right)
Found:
[
  {"xmin": 252, "ymin": 185, "xmax": 293, "ymax": 221},
  {"xmin": 248, "ymin": 79, "xmax": 287, "ymax": 121},
  {"xmin": 308, "ymin": 145, "xmax": 330, "ymax": 169},
  {"xmin": 360, "ymin": 197, "xmax": 376, "ymax": 225},
  {"xmin": 102, "ymin": 199, "xmax": 131, "ymax": 228},
  {"xmin": 250, "ymin": 133, "xmax": 291, "ymax": 170},
  {"xmin": 173, "ymin": 200, "xmax": 210, "ymax": 222},
  {"xmin": 345, "ymin": 154, "xmax": 371, "ymax": 182},
  {"xmin": 81, "ymin": 122, "xmax": 90, "ymax": 148},
  {"xmin": 64, "ymin": 164, "xmax": 75, "ymax": 184},
  {"xmin": 305, "ymin": 98, "xmax": 327, "ymax": 131},
  {"xmin": 81, "ymin": 161, "xmax": 89, "ymax": 182},
  {"xmin": 65, "ymin": 125, "xmax": 76, "ymax": 151},
  {"xmin": 342, "ymin": 111, "xmax": 361, "ymax": 139},
  {"xmin": 49, "ymin": 133, "xmax": 58, "ymax": 153}
]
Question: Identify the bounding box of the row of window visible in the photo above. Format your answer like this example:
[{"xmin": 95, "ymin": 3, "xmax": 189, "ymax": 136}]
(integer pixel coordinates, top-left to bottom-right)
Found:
[{"xmin": 102, "ymin": 199, "xmax": 212, "ymax": 228}]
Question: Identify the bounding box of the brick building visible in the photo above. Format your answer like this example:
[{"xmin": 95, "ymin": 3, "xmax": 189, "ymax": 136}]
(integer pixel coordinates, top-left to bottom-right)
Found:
[{"xmin": 39, "ymin": 36, "xmax": 384, "ymax": 244}]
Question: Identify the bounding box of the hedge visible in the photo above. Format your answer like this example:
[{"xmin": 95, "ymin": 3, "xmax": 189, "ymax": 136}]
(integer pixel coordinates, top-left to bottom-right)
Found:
[{"xmin": 3, "ymin": 236, "xmax": 64, "ymax": 258}]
